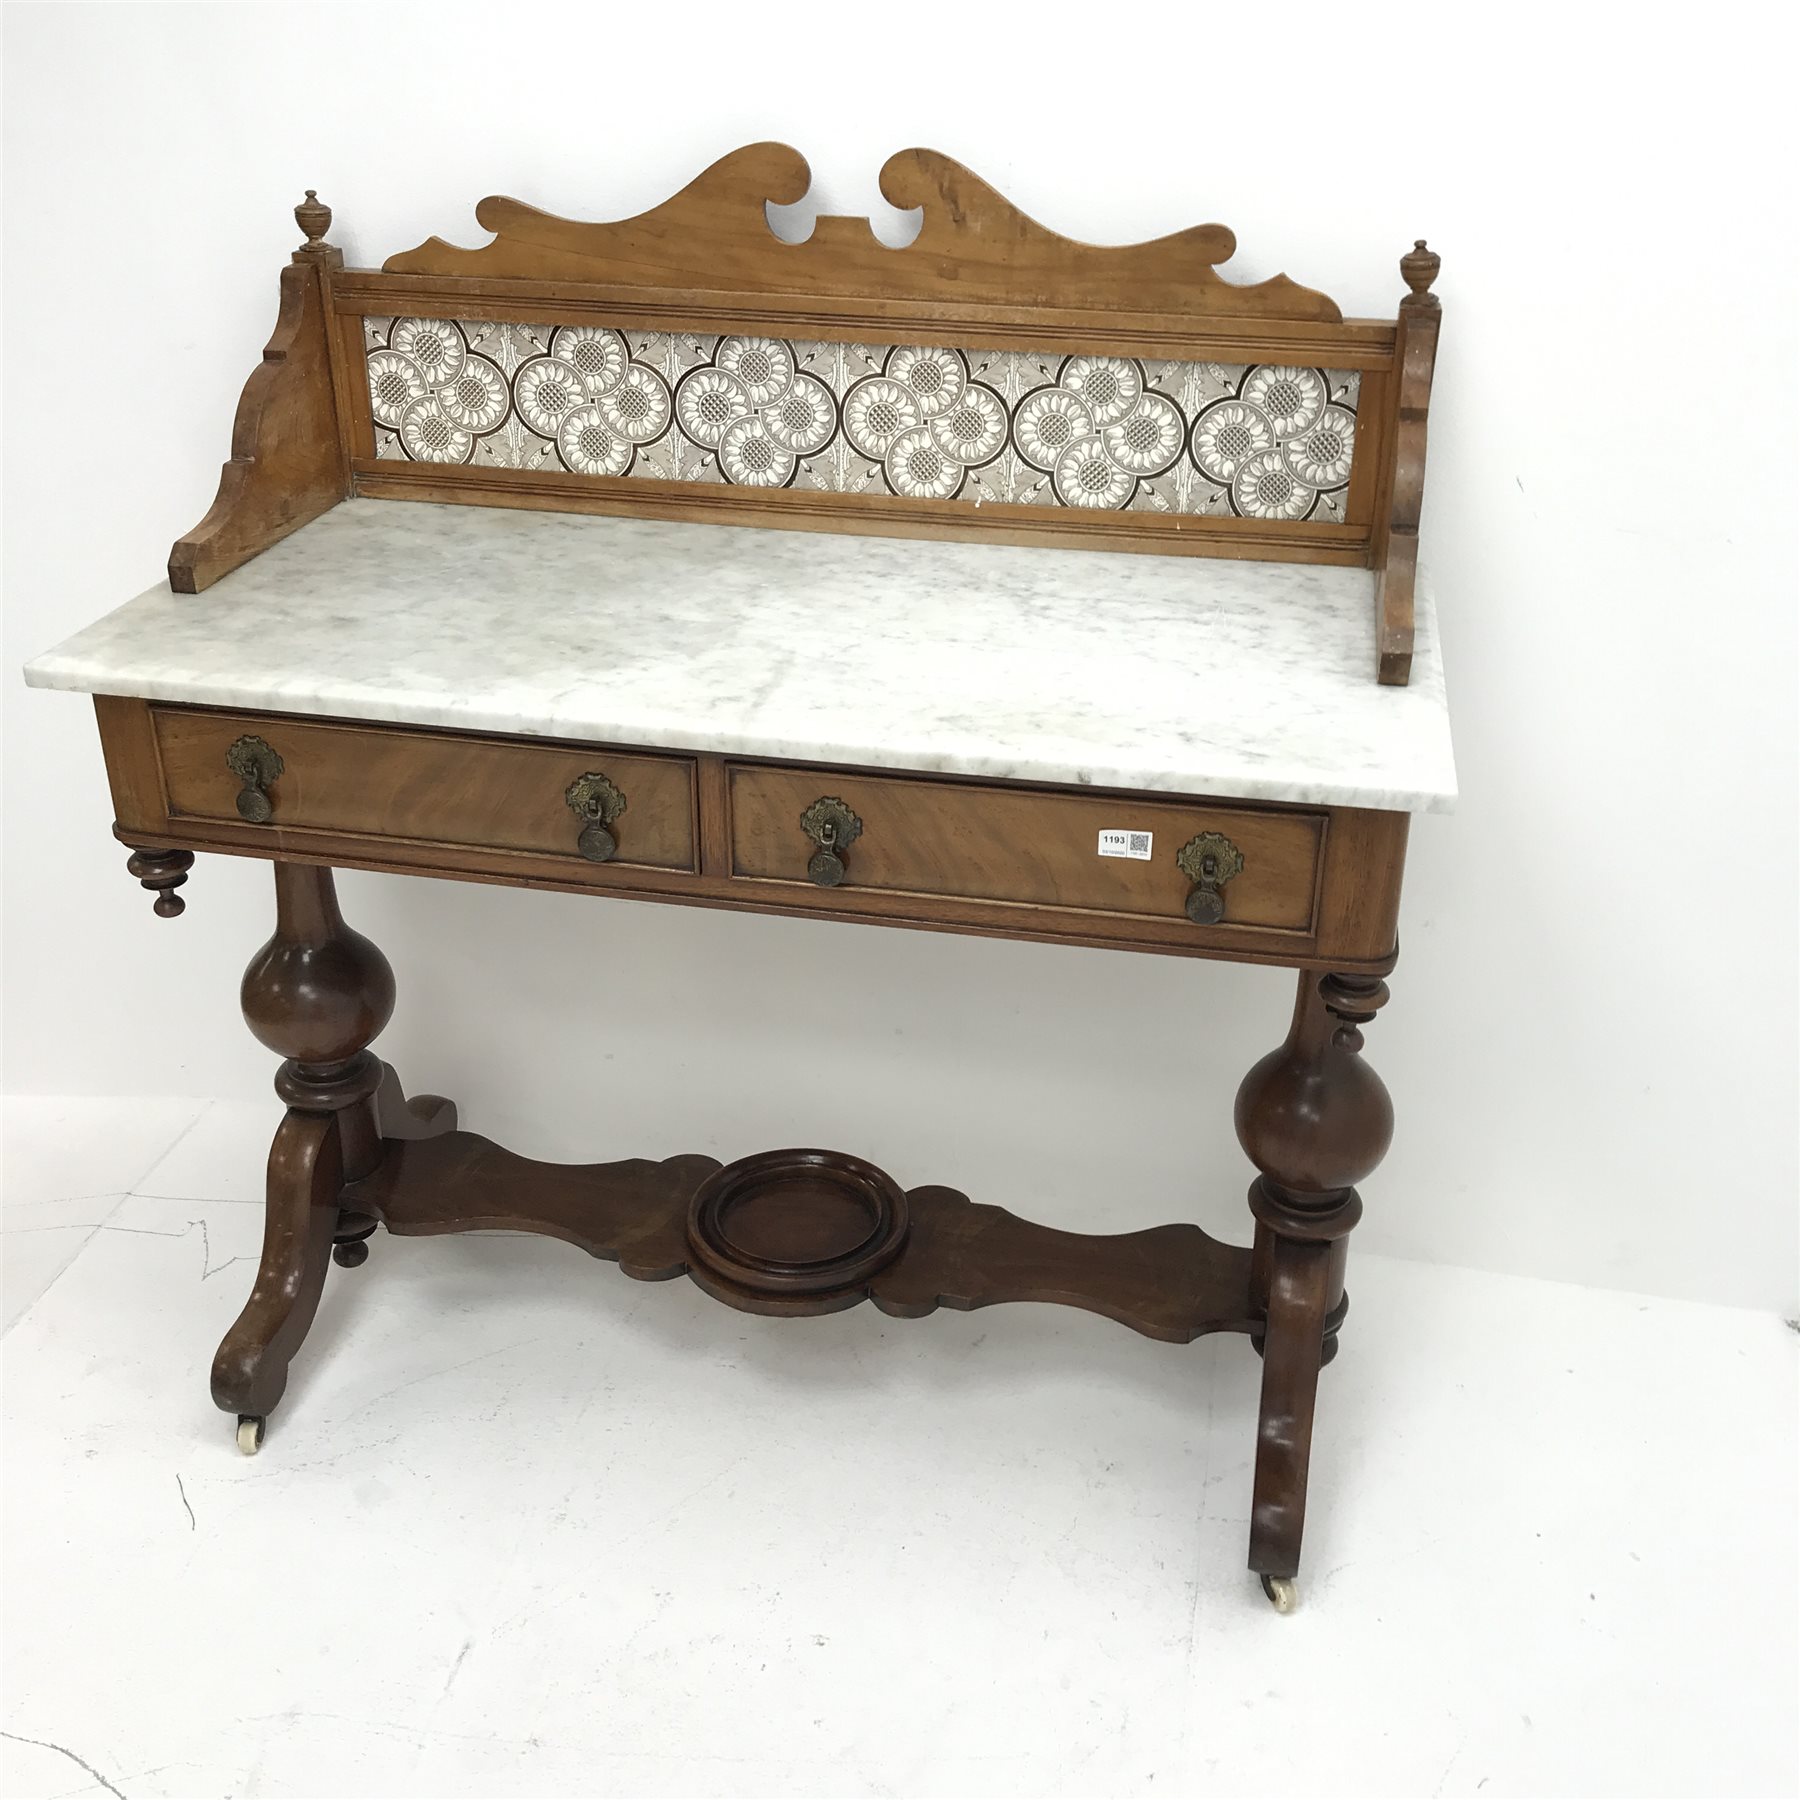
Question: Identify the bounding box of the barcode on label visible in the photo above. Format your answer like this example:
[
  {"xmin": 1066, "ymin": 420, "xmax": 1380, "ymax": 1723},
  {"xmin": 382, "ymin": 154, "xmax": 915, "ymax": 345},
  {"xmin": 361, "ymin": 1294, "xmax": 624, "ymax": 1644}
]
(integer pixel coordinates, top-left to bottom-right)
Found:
[{"xmin": 1098, "ymin": 829, "xmax": 1153, "ymax": 861}]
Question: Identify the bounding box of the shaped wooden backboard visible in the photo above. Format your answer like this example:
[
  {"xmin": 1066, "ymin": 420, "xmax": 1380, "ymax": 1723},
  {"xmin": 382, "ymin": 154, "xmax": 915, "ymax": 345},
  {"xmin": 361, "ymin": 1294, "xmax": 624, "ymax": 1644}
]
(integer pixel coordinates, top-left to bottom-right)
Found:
[{"xmin": 172, "ymin": 150, "xmax": 1439, "ymax": 681}]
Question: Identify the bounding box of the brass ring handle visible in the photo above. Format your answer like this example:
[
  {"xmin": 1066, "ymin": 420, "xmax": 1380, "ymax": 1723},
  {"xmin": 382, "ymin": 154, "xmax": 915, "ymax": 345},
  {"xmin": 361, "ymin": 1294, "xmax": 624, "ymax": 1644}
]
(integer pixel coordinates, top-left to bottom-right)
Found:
[
  {"xmin": 1176, "ymin": 831, "xmax": 1244, "ymax": 925},
  {"xmin": 225, "ymin": 735, "xmax": 284, "ymax": 823},
  {"xmin": 800, "ymin": 796, "xmax": 863, "ymax": 888},
  {"xmin": 564, "ymin": 771, "xmax": 627, "ymax": 863}
]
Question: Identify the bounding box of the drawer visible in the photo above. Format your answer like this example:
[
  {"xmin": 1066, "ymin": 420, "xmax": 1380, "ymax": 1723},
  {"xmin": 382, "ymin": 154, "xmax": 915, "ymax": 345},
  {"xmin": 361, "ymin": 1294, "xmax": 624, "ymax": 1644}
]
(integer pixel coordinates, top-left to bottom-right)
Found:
[
  {"xmin": 151, "ymin": 708, "xmax": 697, "ymax": 872},
  {"xmin": 727, "ymin": 764, "xmax": 1322, "ymax": 934}
]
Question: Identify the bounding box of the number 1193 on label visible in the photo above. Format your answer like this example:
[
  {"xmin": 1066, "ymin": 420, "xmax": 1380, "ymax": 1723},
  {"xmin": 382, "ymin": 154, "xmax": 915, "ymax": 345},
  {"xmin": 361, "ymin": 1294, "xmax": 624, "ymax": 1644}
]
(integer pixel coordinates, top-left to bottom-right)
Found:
[{"xmin": 1098, "ymin": 829, "xmax": 1153, "ymax": 860}]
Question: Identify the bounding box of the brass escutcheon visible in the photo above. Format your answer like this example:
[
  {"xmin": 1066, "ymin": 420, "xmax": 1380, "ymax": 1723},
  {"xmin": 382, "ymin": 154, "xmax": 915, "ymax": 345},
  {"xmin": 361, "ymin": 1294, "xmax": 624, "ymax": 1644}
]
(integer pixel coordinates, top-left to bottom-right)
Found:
[
  {"xmin": 565, "ymin": 771, "xmax": 627, "ymax": 863},
  {"xmin": 224, "ymin": 735, "xmax": 284, "ymax": 824},
  {"xmin": 1175, "ymin": 830, "xmax": 1244, "ymax": 925},
  {"xmin": 799, "ymin": 796, "xmax": 863, "ymax": 888}
]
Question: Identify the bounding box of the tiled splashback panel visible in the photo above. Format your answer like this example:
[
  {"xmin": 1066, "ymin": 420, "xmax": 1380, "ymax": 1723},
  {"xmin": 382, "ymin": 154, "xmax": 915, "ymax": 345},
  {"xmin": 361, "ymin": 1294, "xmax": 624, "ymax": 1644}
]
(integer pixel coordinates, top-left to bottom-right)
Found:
[{"xmin": 365, "ymin": 317, "xmax": 1362, "ymax": 522}]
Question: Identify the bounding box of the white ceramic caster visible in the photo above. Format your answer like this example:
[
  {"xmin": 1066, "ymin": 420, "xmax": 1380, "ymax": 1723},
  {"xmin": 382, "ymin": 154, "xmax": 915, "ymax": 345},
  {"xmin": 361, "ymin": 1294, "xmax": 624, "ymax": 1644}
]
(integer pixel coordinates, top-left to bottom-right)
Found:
[
  {"xmin": 236, "ymin": 1414, "xmax": 265, "ymax": 1456},
  {"xmin": 1260, "ymin": 1573, "xmax": 1297, "ymax": 1613}
]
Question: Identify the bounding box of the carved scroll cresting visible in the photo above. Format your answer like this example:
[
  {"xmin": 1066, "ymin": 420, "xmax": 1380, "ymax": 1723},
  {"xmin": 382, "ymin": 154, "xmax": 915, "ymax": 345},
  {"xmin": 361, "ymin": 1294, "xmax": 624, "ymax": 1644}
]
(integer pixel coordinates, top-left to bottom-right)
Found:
[{"xmin": 383, "ymin": 142, "xmax": 1344, "ymax": 322}]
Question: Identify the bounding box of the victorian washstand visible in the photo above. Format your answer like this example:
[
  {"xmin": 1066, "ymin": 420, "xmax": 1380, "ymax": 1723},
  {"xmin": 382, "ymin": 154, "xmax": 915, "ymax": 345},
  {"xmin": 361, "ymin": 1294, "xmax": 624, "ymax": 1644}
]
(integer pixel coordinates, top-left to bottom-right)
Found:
[{"xmin": 24, "ymin": 147, "xmax": 1454, "ymax": 1610}]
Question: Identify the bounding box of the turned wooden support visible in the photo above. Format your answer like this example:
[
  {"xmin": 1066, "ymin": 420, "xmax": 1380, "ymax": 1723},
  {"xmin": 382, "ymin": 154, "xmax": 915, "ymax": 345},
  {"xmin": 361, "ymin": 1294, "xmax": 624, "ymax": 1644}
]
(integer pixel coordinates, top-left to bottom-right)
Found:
[
  {"xmin": 1235, "ymin": 967, "xmax": 1394, "ymax": 1583},
  {"xmin": 124, "ymin": 845, "xmax": 195, "ymax": 917},
  {"xmin": 241, "ymin": 862, "xmax": 395, "ymax": 1167},
  {"xmin": 1239, "ymin": 970, "xmax": 1393, "ymax": 1312},
  {"xmin": 213, "ymin": 864, "xmax": 395, "ymax": 1425}
]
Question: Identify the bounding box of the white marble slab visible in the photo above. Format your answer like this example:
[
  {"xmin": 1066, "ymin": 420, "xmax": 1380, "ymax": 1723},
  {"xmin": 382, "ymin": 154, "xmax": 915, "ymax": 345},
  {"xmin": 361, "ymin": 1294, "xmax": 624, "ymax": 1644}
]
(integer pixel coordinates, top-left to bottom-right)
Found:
[{"xmin": 23, "ymin": 500, "xmax": 1456, "ymax": 811}]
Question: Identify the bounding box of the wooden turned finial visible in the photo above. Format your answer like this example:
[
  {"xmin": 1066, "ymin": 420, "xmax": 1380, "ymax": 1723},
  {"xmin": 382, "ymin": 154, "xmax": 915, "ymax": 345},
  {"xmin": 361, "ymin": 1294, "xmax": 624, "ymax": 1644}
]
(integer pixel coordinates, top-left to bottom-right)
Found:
[
  {"xmin": 1400, "ymin": 238, "xmax": 1441, "ymax": 309},
  {"xmin": 292, "ymin": 189, "xmax": 342, "ymax": 270},
  {"xmin": 295, "ymin": 189, "xmax": 331, "ymax": 246}
]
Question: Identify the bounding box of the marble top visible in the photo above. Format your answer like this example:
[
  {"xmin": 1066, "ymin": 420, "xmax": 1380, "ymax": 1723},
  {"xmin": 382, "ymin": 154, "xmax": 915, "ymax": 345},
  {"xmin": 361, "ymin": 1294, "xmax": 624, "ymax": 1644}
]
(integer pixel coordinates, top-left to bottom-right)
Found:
[{"xmin": 24, "ymin": 500, "xmax": 1456, "ymax": 813}]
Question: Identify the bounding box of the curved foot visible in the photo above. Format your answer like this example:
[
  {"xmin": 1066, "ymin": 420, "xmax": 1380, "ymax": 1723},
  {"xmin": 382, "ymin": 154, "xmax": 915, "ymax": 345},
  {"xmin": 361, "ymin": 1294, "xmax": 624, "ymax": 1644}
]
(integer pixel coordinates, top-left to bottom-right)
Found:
[
  {"xmin": 1260, "ymin": 1574, "xmax": 1297, "ymax": 1614},
  {"xmin": 375, "ymin": 1063, "xmax": 458, "ymax": 1141},
  {"xmin": 236, "ymin": 1414, "xmax": 266, "ymax": 1455},
  {"xmin": 1248, "ymin": 1232, "xmax": 1332, "ymax": 1583},
  {"xmin": 212, "ymin": 1111, "xmax": 342, "ymax": 1421}
]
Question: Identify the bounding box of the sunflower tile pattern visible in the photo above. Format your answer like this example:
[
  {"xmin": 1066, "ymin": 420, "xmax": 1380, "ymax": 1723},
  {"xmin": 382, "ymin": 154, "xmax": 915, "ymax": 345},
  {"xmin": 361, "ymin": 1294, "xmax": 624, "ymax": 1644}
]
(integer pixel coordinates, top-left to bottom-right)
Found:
[{"xmin": 366, "ymin": 317, "xmax": 1362, "ymax": 522}]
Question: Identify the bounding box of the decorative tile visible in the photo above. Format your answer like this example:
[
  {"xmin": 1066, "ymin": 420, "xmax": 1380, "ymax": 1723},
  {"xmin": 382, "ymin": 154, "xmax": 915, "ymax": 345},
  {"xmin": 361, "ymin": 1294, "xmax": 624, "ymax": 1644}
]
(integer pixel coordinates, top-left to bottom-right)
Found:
[{"xmin": 365, "ymin": 318, "xmax": 1361, "ymax": 522}]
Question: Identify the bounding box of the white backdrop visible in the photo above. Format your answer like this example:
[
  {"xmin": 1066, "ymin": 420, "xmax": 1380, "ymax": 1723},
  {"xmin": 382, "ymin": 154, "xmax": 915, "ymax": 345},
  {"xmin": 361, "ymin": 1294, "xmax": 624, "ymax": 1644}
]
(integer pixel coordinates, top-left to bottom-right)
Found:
[{"xmin": 3, "ymin": 2, "xmax": 1795, "ymax": 1311}]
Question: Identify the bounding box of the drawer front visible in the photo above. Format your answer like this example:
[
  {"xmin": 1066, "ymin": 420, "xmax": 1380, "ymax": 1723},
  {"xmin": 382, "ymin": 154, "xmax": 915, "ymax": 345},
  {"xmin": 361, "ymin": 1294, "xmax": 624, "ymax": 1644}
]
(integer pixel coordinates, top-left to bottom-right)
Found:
[
  {"xmin": 728, "ymin": 764, "xmax": 1322, "ymax": 933},
  {"xmin": 153, "ymin": 709, "xmax": 697, "ymax": 872}
]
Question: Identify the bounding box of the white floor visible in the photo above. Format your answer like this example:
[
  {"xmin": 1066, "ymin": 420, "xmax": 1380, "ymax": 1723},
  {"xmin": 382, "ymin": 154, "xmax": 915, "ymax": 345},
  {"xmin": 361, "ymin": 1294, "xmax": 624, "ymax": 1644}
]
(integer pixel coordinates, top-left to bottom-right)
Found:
[{"xmin": 2, "ymin": 1097, "xmax": 1795, "ymax": 1800}]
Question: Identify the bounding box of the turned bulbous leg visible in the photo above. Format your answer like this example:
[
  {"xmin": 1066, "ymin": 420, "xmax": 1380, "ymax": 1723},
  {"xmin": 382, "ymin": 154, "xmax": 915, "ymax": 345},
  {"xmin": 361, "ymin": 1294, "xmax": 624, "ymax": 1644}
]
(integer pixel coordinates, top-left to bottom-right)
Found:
[
  {"xmin": 1236, "ymin": 975, "xmax": 1393, "ymax": 1202},
  {"xmin": 213, "ymin": 865, "xmax": 396, "ymax": 1443},
  {"xmin": 240, "ymin": 863, "xmax": 396, "ymax": 1145},
  {"xmin": 1235, "ymin": 968, "xmax": 1394, "ymax": 1598}
]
